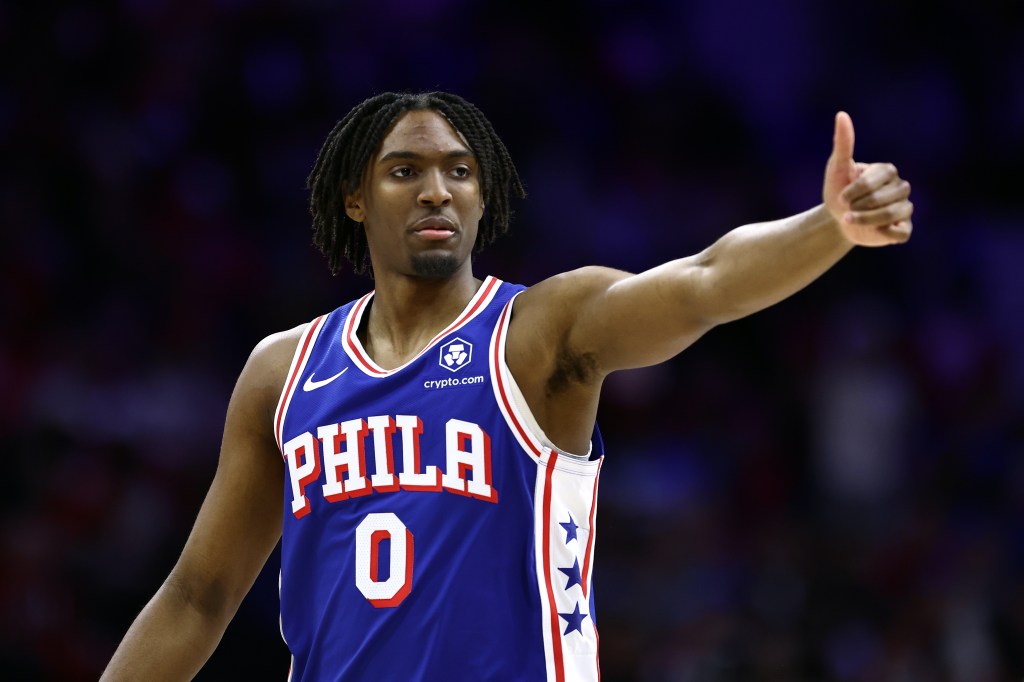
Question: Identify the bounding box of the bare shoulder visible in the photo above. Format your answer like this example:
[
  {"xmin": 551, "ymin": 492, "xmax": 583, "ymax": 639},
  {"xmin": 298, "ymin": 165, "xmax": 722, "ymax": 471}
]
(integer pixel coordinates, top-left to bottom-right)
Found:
[
  {"xmin": 507, "ymin": 266, "xmax": 631, "ymax": 387},
  {"xmin": 503, "ymin": 267, "xmax": 632, "ymax": 453},
  {"xmin": 512, "ymin": 266, "xmax": 631, "ymax": 357},
  {"xmin": 234, "ymin": 322, "xmax": 310, "ymax": 426},
  {"xmin": 514, "ymin": 265, "xmax": 631, "ymax": 324},
  {"xmin": 249, "ymin": 323, "xmax": 308, "ymax": 378}
]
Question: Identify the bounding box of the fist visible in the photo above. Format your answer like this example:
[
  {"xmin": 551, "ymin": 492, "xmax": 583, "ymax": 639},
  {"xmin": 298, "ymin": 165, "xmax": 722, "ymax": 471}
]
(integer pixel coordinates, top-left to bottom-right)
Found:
[{"xmin": 823, "ymin": 112, "xmax": 914, "ymax": 247}]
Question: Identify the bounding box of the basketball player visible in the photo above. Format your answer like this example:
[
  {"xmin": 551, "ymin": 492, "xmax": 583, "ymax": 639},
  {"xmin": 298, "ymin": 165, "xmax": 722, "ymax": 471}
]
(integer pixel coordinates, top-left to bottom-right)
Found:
[{"xmin": 102, "ymin": 92, "xmax": 913, "ymax": 680}]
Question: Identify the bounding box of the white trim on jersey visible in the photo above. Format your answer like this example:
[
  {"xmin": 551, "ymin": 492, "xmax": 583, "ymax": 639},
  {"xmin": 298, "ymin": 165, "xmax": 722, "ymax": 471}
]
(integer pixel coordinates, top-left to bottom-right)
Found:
[
  {"xmin": 488, "ymin": 293, "xmax": 593, "ymax": 461},
  {"xmin": 488, "ymin": 292, "xmax": 603, "ymax": 680},
  {"xmin": 534, "ymin": 450, "xmax": 603, "ymax": 681},
  {"xmin": 342, "ymin": 275, "xmax": 502, "ymax": 377},
  {"xmin": 488, "ymin": 294, "xmax": 545, "ymax": 462},
  {"xmin": 274, "ymin": 315, "xmax": 328, "ymax": 455}
]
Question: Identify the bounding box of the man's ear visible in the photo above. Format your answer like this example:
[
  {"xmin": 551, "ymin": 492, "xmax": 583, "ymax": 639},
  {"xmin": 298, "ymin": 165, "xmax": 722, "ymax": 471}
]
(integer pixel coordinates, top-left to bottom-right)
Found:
[{"xmin": 344, "ymin": 190, "xmax": 365, "ymax": 223}]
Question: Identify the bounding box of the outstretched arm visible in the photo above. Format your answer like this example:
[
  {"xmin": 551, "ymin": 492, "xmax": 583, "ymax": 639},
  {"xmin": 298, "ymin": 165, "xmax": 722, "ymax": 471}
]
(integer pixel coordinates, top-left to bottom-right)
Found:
[
  {"xmin": 100, "ymin": 329, "xmax": 299, "ymax": 681},
  {"xmin": 507, "ymin": 113, "xmax": 913, "ymax": 451},
  {"xmin": 518, "ymin": 111, "xmax": 913, "ymax": 373}
]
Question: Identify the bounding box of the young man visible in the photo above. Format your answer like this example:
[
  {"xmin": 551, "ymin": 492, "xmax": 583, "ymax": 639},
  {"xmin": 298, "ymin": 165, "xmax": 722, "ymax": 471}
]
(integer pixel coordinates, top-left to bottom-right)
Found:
[{"xmin": 102, "ymin": 91, "xmax": 913, "ymax": 681}]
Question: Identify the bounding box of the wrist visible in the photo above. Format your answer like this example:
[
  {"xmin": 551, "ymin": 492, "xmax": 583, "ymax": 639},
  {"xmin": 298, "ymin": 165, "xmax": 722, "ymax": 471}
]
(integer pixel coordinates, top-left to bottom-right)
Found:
[{"xmin": 813, "ymin": 203, "xmax": 856, "ymax": 248}]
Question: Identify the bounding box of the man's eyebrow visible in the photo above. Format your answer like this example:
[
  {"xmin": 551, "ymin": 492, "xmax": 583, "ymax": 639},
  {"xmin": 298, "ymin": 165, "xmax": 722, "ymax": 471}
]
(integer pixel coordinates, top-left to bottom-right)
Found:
[{"xmin": 377, "ymin": 149, "xmax": 475, "ymax": 163}]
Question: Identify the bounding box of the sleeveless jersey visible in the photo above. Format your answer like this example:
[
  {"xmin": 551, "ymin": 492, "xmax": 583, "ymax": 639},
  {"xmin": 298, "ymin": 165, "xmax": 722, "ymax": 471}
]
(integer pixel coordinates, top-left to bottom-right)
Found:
[{"xmin": 273, "ymin": 277, "xmax": 604, "ymax": 681}]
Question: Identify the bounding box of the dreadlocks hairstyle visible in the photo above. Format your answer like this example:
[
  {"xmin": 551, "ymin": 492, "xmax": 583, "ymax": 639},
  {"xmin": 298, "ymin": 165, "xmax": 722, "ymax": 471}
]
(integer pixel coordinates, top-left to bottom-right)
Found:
[{"xmin": 307, "ymin": 91, "xmax": 527, "ymax": 275}]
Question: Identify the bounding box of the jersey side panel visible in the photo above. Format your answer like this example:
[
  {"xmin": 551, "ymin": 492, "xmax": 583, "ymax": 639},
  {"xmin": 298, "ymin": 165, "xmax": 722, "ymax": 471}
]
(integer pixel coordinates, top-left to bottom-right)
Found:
[{"xmin": 488, "ymin": 295, "xmax": 604, "ymax": 681}]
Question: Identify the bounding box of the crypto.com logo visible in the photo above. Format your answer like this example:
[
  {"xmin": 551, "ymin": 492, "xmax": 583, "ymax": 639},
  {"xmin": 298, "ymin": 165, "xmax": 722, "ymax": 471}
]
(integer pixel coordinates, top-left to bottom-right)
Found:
[{"xmin": 439, "ymin": 338, "xmax": 472, "ymax": 372}]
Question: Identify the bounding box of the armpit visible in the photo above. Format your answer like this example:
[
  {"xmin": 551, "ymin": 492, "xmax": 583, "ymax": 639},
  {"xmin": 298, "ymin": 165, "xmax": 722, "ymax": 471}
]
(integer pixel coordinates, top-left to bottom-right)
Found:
[{"xmin": 546, "ymin": 344, "xmax": 598, "ymax": 396}]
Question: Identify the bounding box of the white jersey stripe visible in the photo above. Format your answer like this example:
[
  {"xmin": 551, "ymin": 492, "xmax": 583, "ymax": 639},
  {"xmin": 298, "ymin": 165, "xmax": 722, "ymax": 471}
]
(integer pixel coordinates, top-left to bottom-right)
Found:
[
  {"xmin": 341, "ymin": 293, "xmax": 381, "ymax": 375},
  {"xmin": 536, "ymin": 451, "xmax": 564, "ymax": 681},
  {"xmin": 274, "ymin": 315, "xmax": 327, "ymax": 454},
  {"xmin": 534, "ymin": 448, "xmax": 604, "ymax": 681},
  {"xmin": 343, "ymin": 275, "xmax": 501, "ymax": 377},
  {"xmin": 489, "ymin": 294, "xmax": 545, "ymax": 461},
  {"xmin": 581, "ymin": 459, "xmax": 602, "ymax": 598}
]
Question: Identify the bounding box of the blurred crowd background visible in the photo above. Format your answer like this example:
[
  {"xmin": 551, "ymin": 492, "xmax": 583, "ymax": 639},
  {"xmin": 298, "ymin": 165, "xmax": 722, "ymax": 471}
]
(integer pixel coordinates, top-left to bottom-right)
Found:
[{"xmin": 3, "ymin": 0, "xmax": 1023, "ymax": 680}]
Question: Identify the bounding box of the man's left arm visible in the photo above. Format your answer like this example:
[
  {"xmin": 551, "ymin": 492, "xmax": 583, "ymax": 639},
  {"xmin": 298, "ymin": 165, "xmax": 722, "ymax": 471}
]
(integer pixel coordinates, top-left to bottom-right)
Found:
[
  {"xmin": 644, "ymin": 110, "xmax": 913, "ymax": 330},
  {"xmin": 515, "ymin": 112, "xmax": 913, "ymax": 377},
  {"xmin": 506, "ymin": 112, "xmax": 911, "ymax": 453}
]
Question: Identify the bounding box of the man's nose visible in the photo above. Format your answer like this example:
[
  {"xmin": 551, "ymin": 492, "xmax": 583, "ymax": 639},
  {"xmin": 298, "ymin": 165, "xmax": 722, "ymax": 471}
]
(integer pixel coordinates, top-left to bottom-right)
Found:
[{"xmin": 418, "ymin": 169, "xmax": 452, "ymax": 207}]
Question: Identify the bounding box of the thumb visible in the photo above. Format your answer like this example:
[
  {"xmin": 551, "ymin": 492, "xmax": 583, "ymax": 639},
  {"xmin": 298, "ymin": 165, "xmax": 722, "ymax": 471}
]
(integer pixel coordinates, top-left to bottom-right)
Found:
[{"xmin": 832, "ymin": 111, "xmax": 855, "ymax": 164}]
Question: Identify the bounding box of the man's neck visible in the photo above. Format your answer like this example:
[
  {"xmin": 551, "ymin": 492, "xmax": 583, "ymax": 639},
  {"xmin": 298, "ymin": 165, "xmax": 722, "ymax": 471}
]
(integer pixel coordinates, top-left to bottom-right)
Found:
[{"xmin": 359, "ymin": 270, "xmax": 482, "ymax": 369}]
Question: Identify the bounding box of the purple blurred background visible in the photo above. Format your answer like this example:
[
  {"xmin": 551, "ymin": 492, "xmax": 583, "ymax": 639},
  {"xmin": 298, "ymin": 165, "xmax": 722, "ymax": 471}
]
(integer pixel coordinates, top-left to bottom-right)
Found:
[{"xmin": 3, "ymin": 0, "xmax": 1023, "ymax": 679}]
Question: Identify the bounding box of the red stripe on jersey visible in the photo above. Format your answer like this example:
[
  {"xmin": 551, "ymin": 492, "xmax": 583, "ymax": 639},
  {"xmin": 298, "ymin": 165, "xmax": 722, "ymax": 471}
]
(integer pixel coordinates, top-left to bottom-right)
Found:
[
  {"xmin": 581, "ymin": 458, "xmax": 602, "ymax": 598},
  {"xmin": 432, "ymin": 276, "xmax": 499, "ymax": 345},
  {"xmin": 541, "ymin": 452, "xmax": 565, "ymax": 682},
  {"xmin": 344, "ymin": 295, "xmax": 386, "ymax": 375},
  {"xmin": 345, "ymin": 277, "xmax": 501, "ymax": 376},
  {"xmin": 275, "ymin": 315, "xmax": 326, "ymax": 454},
  {"xmin": 492, "ymin": 301, "xmax": 543, "ymax": 457}
]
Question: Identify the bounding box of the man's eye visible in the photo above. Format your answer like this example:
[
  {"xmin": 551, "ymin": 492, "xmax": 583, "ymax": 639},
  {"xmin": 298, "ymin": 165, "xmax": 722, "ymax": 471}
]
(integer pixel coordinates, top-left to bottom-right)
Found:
[
  {"xmin": 391, "ymin": 167, "xmax": 413, "ymax": 177},
  {"xmin": 451, "ymin": 166, "xmax": 470, "ymax": 178}
]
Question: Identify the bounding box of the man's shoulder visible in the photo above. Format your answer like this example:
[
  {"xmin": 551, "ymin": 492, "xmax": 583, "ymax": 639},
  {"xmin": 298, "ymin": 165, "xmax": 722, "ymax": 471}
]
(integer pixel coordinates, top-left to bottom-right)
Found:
[
  {"xmin": 507, "ymin": 266, "xmax": 630, "ymax": 365},
  {"xmin": 516, "ymin": 265, "xmax": 630, "ymax": 312},
  {"xmin": 253, "ymin": 322, "xmax": 309, "ymax": 362},
  {"xmin": 241, "ymin": 322, "xmax": 310, "ymax": 396}
]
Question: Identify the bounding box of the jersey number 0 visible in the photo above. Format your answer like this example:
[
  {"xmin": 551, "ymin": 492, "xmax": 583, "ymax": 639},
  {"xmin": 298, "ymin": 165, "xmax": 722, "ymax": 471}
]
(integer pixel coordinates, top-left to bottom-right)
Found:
[{"xmin": 355, "ymin": 513, "xmax": 414, "ymax": 608}]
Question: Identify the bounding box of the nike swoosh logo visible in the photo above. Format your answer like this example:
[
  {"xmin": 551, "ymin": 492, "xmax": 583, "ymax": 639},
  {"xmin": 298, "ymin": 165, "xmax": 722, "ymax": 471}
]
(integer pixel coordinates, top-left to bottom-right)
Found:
[{"xmin": 302, "ymin": 368, "xmax": 348, "ymax": 392}]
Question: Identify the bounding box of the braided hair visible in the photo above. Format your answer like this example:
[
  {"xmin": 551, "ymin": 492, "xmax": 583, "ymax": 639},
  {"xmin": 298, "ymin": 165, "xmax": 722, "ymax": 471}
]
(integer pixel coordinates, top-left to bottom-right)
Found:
[{"xmin": 307, "ymin": 91, "xmax": 526, "ymax": 275}]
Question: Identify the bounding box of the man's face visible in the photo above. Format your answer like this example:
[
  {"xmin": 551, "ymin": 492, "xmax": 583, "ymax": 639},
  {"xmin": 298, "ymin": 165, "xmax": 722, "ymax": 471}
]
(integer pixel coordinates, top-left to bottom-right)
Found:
[{"xmin": 345, "ymin": 109, "xmax": 484, "ymax": 279}]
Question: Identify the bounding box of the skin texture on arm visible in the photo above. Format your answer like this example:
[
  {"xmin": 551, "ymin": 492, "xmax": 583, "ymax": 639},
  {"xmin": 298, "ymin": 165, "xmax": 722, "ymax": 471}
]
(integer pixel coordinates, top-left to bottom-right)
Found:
[
  {"xmin": 100, "ymin": 326, "xmax": 302, "ymax": 681},
  {"xmin": 507, "ymin": 112, "xmax": 913, "ymax": 454}
]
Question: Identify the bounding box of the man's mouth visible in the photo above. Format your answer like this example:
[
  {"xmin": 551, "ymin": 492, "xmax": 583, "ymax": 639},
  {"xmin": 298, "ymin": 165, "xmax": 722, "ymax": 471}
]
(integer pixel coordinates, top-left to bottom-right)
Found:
[{"xmin": 412, "ymin": 217, "xmax": 457, "ymax": 240}]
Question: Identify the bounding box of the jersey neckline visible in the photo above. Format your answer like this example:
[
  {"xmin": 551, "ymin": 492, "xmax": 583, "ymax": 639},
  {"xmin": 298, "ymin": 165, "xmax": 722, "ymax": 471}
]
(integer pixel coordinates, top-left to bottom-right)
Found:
[{"xmin": 341, "ymin": 275, "xmax": 502, "ymax": 378}]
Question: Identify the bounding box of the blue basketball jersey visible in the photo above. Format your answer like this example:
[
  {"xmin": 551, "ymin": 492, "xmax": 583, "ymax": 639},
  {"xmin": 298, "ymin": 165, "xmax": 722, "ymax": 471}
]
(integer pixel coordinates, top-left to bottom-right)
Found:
[{"xmin": 273, "ymin": 277, "xmax": 604, "ymax": 681}]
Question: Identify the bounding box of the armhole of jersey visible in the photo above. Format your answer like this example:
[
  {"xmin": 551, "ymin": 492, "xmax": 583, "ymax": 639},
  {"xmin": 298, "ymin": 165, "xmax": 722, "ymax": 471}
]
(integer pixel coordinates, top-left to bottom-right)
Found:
[
  {"xmin": 489, "ymin": 292, "xmax": 592, "ymax": 462},
  {"xmin": 506, "ymin": 376, "xmax": 592, "ymax": 460},
  {"xmin": 273, "ymin": 315, "xmax": 328, "ymax": 455}
]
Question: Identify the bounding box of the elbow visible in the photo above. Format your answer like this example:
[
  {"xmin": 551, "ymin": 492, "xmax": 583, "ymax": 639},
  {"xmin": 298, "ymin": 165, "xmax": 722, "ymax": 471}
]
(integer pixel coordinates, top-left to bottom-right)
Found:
[
  {"xmin": 163, "ymin": 568, "xmax": 233, "ymax": 624},
  {"xmin": 679, "ymin": 256, "xmax": 737, "ymax": 328},
  {"xmin": 684, "ymin": 248, "xmax": 763, "ymax": 326}
]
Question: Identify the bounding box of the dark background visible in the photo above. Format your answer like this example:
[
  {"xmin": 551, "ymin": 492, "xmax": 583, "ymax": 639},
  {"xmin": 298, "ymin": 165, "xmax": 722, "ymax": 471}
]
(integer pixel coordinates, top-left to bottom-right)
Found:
[{"xmin": 3, "ymin": 0, "xmax": 1023, "ymax": 680}]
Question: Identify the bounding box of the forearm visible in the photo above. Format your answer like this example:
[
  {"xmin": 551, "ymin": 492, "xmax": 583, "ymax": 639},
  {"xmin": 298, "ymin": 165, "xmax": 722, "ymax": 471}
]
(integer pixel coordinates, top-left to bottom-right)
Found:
[
  {"xmin": 692, "ymin": 204, "xmax": 853, "ymax": 324},
  {"xmin": 101, "ymin": 576, "xmax": 232, "ymax": 681}
]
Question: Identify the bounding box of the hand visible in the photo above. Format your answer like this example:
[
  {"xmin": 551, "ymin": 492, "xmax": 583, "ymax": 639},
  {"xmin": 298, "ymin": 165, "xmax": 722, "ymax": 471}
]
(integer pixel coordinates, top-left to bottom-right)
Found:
[{"xmin": 823, "ymin": 111, "xmax": 913, "ymax": 246}]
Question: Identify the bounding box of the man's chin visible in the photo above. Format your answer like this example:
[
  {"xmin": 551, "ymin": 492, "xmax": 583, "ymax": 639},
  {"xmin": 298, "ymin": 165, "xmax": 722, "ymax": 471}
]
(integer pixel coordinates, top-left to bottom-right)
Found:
[{"xmin": 410, "ymin": 253, "xmax": 461, "ymax": 279}]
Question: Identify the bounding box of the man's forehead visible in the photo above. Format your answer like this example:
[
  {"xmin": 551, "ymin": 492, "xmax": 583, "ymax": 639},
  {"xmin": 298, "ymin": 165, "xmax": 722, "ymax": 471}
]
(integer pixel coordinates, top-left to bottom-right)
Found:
[{"xmin": 376, "ymin": 109, "xmax": 474, "ymax": 158}]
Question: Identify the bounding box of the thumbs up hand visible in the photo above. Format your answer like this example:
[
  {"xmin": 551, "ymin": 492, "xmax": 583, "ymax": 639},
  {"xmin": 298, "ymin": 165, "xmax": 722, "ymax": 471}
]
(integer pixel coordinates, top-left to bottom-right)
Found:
[{"xmin": 823, "ymin": 112, "xmax": 914, "ymax": 246}]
